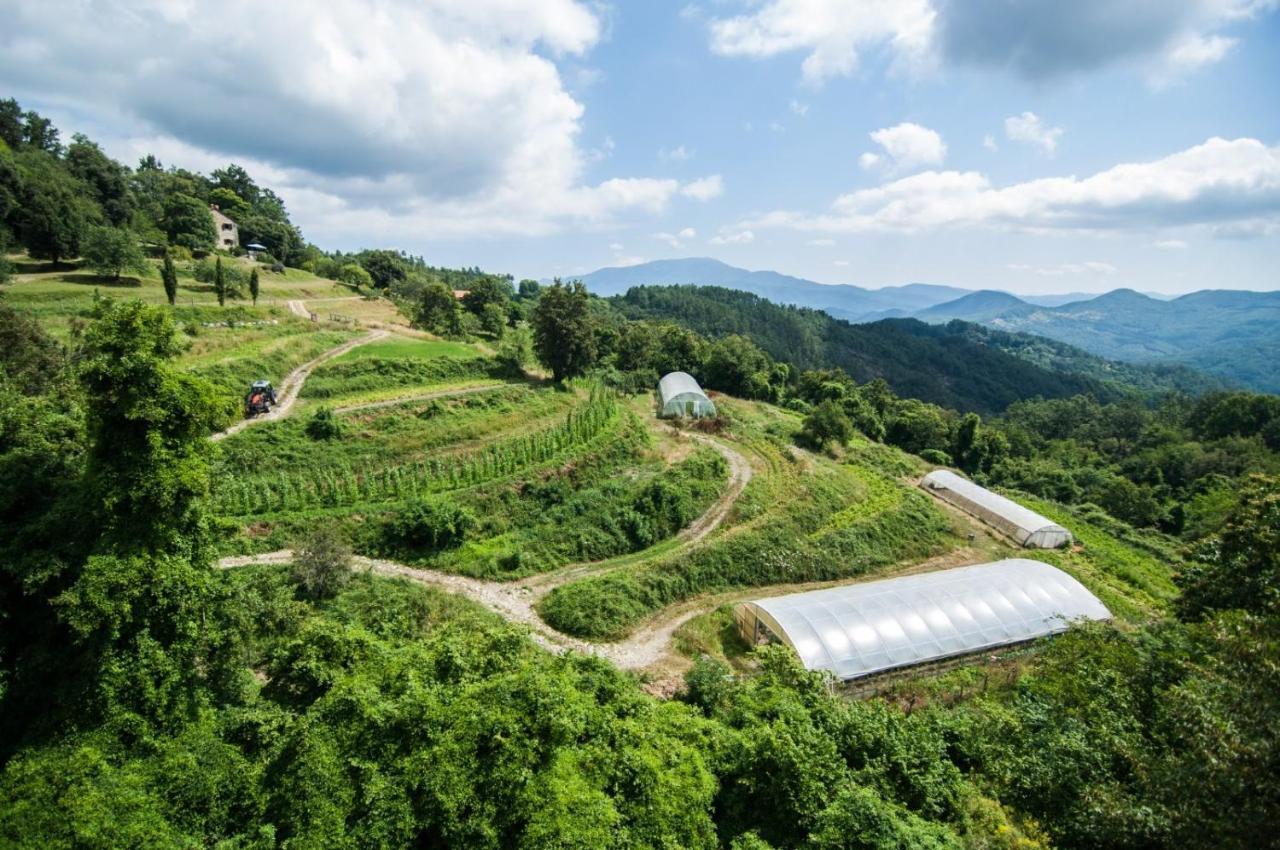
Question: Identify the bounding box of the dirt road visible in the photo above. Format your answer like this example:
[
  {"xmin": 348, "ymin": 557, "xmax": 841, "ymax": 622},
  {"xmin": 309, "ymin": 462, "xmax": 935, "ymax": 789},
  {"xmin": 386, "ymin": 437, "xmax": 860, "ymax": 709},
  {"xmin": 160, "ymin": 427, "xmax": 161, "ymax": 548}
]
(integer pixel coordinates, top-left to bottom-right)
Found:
[{"xmin": 211, "ymin": 329, "xmax": 388, "ymax": 442}]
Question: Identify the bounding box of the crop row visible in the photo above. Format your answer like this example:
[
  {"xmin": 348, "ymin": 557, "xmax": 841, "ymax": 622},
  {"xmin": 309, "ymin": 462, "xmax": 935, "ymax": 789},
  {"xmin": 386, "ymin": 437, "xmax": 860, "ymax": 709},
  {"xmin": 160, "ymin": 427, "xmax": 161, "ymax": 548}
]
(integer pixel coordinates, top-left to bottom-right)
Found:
[{"xmin": 214, "ymin": 390, "xmax": 618, "ymax": 515}]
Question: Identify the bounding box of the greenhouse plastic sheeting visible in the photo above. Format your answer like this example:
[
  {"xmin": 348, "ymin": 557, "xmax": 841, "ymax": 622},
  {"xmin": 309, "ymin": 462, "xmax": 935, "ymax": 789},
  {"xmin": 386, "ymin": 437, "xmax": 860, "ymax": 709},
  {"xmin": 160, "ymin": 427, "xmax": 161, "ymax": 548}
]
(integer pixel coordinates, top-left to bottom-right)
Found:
[
  {"xmin": 921, "ymin": 469, "xmax": 1072, "ymax": 548},
  {"xmin": 739, "ymin": 559, "xmax": 1109, "ymax": 680},
  {"xmin": 658, "ymin": 371, "xmax": 716, "ymax": 418}
]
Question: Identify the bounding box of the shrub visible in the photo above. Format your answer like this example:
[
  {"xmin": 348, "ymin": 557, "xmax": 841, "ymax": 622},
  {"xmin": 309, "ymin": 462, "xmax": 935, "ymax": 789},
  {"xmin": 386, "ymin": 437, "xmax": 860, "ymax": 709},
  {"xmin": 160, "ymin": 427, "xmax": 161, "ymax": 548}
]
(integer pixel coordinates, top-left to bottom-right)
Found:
[
  {"xmin": 291, "ymin": 527, "xmax": 354, "ymax": 599},
  {"xmin": 0, "ymin": 255, "xmax": 13, "ymax": 285},
  {"xmin": 384, "ymin": 496, "xmax": 476, "ymax": 552},
  {"xmin": 304, "ymin": 406, "xmax": 343, "ymax": 440}
]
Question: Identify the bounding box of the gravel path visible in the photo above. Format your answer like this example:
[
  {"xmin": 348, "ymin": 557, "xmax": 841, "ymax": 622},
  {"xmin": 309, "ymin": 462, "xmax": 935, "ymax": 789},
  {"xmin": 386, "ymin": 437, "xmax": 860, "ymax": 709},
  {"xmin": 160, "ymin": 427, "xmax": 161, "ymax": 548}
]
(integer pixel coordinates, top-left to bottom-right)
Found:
[{"xmin": 210, "ymin": 329, "xmax": 388, "ymax": 442}]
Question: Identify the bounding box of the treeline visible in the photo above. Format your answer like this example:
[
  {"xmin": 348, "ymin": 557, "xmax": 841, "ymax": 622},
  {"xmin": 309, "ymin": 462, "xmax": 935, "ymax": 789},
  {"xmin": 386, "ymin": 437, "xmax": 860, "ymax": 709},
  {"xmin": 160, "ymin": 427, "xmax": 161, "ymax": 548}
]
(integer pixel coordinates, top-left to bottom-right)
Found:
[
  {"xmin": 0, "ymin": 99, "xmax": 525, "ymax": 299},
  {"xmin": 0, "ymin": 98, "xmax": 306, "ymax": 272}
]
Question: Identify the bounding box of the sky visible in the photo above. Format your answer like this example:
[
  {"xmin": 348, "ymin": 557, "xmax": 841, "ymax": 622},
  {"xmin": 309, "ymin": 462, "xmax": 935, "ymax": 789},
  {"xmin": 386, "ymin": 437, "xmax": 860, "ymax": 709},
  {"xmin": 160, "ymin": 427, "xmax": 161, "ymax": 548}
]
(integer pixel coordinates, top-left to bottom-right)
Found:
[{"xmin": 2, "ymin": 0, "xmax": 1278, "ymax": 295}]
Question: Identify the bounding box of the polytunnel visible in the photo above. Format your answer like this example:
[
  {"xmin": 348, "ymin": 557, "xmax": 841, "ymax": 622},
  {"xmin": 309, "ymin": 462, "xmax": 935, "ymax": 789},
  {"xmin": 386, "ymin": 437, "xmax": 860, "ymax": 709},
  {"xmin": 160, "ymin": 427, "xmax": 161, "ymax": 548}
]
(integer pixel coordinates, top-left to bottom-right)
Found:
[
  {"xmin": 735, "ymin": 559, "xmax": 1110, "ymax": 680},
  {"xmin": 657, "ymin": 371, "xmax": 716, "ymax": 418},
  {"xmin": 921, "ymin": 469, "xmax": 1073, "ymax": 548}
]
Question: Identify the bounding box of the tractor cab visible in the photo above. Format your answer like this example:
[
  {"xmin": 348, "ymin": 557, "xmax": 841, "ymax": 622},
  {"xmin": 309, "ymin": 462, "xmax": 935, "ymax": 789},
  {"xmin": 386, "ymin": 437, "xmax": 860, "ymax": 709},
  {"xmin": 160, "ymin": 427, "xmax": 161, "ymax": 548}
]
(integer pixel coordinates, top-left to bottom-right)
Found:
[{"xmin": 244, "ymin": 380, "xmax": 277, "ymax": 417}]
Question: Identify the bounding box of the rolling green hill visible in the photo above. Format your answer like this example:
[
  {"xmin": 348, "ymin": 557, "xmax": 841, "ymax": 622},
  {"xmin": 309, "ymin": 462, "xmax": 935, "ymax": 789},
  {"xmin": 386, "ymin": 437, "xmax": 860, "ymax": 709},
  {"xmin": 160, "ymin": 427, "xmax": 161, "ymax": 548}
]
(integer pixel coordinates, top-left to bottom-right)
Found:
[{"xmin": 613, "ymin": 285, "xmax": 1204, "ymax": 413}]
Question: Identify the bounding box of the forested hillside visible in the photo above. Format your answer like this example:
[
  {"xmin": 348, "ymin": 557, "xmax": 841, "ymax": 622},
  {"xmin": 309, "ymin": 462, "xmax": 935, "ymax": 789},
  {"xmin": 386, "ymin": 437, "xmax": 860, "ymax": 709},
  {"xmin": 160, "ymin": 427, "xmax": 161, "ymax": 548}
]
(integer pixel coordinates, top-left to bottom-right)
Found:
[{"xmin": 613, "ymin": 284, "xmax": 1196, "ymax": 414}]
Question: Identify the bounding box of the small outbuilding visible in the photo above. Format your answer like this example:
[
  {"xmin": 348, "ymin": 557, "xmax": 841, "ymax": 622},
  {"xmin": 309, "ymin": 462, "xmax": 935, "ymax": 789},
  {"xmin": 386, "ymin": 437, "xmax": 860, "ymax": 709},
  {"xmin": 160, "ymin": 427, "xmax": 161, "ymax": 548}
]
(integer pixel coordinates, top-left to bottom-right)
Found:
[
  {"xmin": 921, "ymin": 469, "xmax": 1072, "ymax": 549},
  {"xmin": 658, "ymin": 371, "xmax": 716, "ymax": 418},
  {"xmin": 735, "ymin": 559, "xmax": 1110, "ymax": 680}
]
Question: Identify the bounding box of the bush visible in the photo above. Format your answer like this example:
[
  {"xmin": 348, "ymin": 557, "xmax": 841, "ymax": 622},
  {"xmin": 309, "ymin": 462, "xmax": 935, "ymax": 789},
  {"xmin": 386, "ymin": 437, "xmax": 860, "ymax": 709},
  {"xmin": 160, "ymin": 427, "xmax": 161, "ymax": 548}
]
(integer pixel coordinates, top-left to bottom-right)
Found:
[
  {"xmin": 384, "ymin": 496, "xmax": 476, "ymax": 552},
  {"xmin": 304, "ymin": 407, "xmax": 343, "ymax": 440},
  {"xmin": 0, "ymin": 255, "xmax": 13, "ymax": 285},
  {"xmin": 291, "ymin": 527, "xmax": 354, "ymax": 599}
]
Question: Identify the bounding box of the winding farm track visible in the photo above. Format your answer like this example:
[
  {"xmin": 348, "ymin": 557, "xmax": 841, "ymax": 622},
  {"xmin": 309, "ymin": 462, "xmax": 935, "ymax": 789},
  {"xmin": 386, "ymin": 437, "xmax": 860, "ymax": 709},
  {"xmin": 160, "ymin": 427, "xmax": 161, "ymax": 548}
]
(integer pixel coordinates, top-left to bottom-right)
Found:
[
  {"xmin": 215, "ymin": 433, "xmax": 755, "ymax": 672},
  {"xmin": 208, "ymin": 314, "xmax": 758, "ymax": 672},
  {"xmin": 210, "ymin": 329, "xmax": 389, "ymax": 442}
]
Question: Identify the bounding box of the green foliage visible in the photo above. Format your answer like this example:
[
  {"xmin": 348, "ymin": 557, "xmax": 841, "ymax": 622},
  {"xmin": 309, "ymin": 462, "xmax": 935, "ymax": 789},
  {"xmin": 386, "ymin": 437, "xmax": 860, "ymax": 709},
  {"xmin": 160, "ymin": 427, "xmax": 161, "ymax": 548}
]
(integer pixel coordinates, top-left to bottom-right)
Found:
[
  {"xmin": 10, "ymin": 148, "xmax": 97, "ymax": 264},
  {"xmin": 161, "ymin": 192, "xmax": 215, "ymax": 252},
  {"xmin": 617, "ymin": 285, "xmax": 1111, "ymax": 415},
  {"xmin": 78, "ymin": 299, "xmax": 223, "ymax": 552},
  {"xmin": 248, "ymin": 267, "xmax": 259, "ymax": 305},
  {"xmin": 800, "ymin": 399, "xmax": 854, "ymax": 449},
  {"xmin": 81, "ymin": 225, "xmax": 148, "ymax": 280},
  {"xmin": 532, "ymin": 280, "xmax": 597, "ymax": 382},
  {"xmin": 384, "ymin": 495, "xmax": 476, "ymax": 552},
  {"xmin": 303, "ymin": 406, "xmax": 343, "ymax": 440},
  {"xmin": 412, "ymin": 280, "xmax": 461, "ymax": 335},
  {"xmin": 541, "ymin": 455, "xmax": 949, "ymax": 640},
  {"xmin": 1177, "ymin": 475, "xmax": 1280, "ymax": 620},
  {"xmin": 337, "ymin": 262, "xmax": 373, "ymax": 289},
  {"xmin": 290, "ymin": 527, "xmax": 354, "ymax": 599},
  {"xmin": 161, "ymin": 252, "xmax": 178, "ymax": 305},
  {"xmin": 214, "ymin": 256, "xmax": 225, "ymax": 306}
]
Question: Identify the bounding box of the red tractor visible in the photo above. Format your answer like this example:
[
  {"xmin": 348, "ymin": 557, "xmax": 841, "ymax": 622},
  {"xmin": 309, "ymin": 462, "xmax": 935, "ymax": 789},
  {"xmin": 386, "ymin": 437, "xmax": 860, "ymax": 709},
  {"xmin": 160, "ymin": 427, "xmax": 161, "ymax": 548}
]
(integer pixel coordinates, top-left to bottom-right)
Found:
[{"xmin": 244, "ymin": 380, "xmax": 277, "ymax": 417}]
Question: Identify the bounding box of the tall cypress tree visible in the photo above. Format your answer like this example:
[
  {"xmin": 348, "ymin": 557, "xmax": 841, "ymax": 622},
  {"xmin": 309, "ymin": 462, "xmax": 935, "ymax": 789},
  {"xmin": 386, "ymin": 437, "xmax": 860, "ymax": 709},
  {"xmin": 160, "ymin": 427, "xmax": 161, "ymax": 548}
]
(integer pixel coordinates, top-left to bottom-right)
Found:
[
  {"xmin": 214, "ymin": 256, "xmax": 225, "ymax": 306},
  {"xmin": 161, "ymin": 253, "xmax": 177, "ymax": 305},
  {"xmin": 249, "ymin": 267, "xmax": 259, "ymax": 306}
]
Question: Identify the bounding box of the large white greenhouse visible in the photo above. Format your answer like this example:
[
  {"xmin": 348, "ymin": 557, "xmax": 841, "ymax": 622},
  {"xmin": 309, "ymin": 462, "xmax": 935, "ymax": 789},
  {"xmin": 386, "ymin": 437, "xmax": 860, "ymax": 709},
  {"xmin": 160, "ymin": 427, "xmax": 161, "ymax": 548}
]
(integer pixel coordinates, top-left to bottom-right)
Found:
[
  {"xmin": 657, "ymin": 371, "xmax": 716, "ymax": 418},
  {"xmin": 735, "ymin": 559, "xmax": 1110, "ymax": 680},
  {"xmin": 921, "ymin": 469, "xmax": 1073, "ymax": 549}
]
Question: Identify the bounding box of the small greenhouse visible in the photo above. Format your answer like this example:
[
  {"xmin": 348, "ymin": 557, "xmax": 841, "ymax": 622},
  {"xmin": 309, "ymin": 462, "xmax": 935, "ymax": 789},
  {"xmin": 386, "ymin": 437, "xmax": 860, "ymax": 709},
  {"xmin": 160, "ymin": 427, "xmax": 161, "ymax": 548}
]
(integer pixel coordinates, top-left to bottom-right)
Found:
[
  {"xmin": 920, "ymin": 469, "xmax": 1072, "ymax": 549},
  {"xmin": 658, "ymin": 371, "xmax": 716, "ymax": 418},
  {"xmin": 735, "ymin": 559, "xmax": 1110, "ymax": 680}
]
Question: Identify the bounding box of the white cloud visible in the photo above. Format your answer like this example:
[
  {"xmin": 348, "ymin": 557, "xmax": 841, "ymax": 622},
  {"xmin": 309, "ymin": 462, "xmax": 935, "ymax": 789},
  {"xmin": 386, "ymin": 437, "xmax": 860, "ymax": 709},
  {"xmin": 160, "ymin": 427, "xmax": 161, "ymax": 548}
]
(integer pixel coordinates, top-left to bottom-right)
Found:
[
  {"xmin": 660, "ymin": 145, "xmax": 695, "ymax": 161},
  {"xmin": 1007, "ymin": 261, "xmax": 1117, "ymax": 276},
  {"xmin": 862, "ymin": 122, "xmax": 947, "ymax": 172},
  {"xmin": 706, "ymin": 0, "xmax": 1273, "ymax": 85},
  {"xmin": 1154, "ymin": 239, "xmax": 1188, "ymax": 249},
  {"xmin": 0, "ymin": 0, "xmax": 706, "ymax": 241},
  {"xmin": 588, "ymin": 135, "xmax": 616, "ymax": 162},
  {"xmin": 982, "ymin": 134, "xmax": 998, "ymax": 152},
  {"xmin": 789, "ymin": 99, "xmax": 810, "ymax": 116},
  {"xmin": 740, "ymin": 137, "xmax": 1280, "ymax": 235},
  {"xmin": 680, "ymin": 174, "xmax": 725, "ymax": 201},
  {"xmin": 708, "ymin": 0, "xmax": 936, "ymax": 85},
  {"xmin": 609, "ymin": 242, "xmax": 625, "ymax": 252},
  {"xmin": 833, "ymin": 260, "xmax": 851, "ymax": 266},
  {"xmin": 710, "ymin": 228, "xmax": 755, "ymax": 245},
  {"xmin": 807, "ymin": 238, "xmax": 836, "ymax": 246},
  {"xmin": 1004, "ymin": 112, "xmax": 1063, "ymax": 155},
  {"xmin": 653, "ymin": 227, "xmax": 699, "ymax": 248}
]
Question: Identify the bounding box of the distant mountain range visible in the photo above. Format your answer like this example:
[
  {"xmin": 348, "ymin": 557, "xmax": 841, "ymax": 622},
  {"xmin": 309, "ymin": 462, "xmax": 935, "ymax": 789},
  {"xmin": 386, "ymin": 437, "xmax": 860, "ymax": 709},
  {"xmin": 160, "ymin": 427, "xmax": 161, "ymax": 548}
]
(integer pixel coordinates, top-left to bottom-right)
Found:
[
  {"xmin": 576, "ymin": 259, "xmax": 1280, "ymax": 393},
  {"xmin": 576, "ymin": 258, "xmax": 970, "ymax": 322}
]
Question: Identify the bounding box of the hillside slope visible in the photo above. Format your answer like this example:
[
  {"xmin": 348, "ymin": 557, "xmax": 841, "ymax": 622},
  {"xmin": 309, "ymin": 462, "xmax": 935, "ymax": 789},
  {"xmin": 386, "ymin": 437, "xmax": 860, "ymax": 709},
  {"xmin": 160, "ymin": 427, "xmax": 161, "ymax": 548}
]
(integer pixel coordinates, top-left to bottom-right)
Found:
[{"xmin": 613, "ymin": 285, "xmax": 1117, "ymax": 413}]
